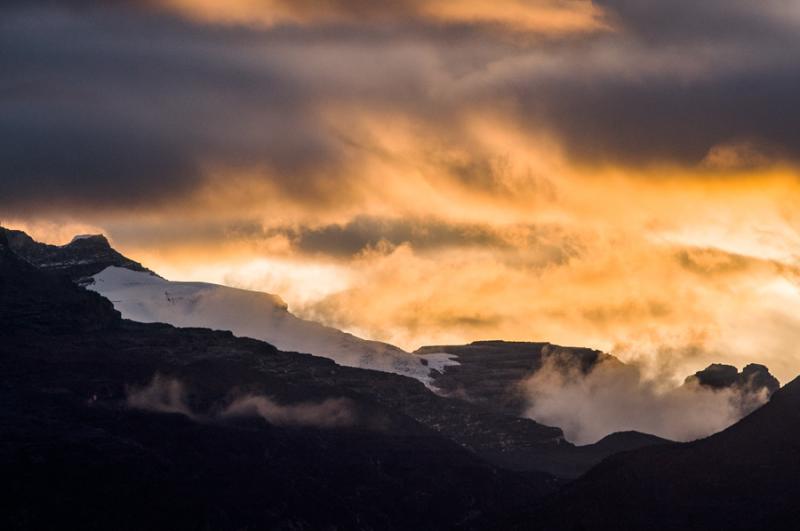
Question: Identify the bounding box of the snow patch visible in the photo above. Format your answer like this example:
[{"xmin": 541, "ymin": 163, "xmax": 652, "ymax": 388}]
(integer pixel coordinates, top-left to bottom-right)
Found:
[
  {"xmin": 418, "ymin": 352, "xmax": 461, "ymax": 374},
  {"xmin": 88, "ymin": 267, "xmax": 432, "ymax": 382}
]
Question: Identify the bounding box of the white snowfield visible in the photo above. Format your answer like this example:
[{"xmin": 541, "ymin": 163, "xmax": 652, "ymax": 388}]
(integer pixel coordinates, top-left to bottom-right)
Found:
[{"xmin": 88, "ymin": 267, "xmax": 433, "ymax": 382}]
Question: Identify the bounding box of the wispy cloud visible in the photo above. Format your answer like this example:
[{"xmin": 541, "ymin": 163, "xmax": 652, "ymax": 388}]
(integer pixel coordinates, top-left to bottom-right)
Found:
[{"xmin": 126, "ymin": 374, "xmax": 358, "ymax": 428}]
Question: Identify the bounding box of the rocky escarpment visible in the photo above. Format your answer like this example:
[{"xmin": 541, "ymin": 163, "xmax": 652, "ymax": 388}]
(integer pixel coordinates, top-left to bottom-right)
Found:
[
  {"xmin": 416, "ymin": 341, "xmax": 612, "ymax": 417},
  {"xmin": 687, "ymin": 362, "xmax": 779, "ymax": 395},
  {"xmin": 685, "ymin": 362, "xmax": 780, "ymax": 417},
  {"xmin": 1, "ymin": 227, "xmax": 149, "ymax": 280}
]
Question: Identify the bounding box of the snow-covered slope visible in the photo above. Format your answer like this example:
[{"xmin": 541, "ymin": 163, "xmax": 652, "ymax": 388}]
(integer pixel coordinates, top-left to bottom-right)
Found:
[{"xmin": 88, "ymin": 266, "xmax": 432, "ymax": 382}]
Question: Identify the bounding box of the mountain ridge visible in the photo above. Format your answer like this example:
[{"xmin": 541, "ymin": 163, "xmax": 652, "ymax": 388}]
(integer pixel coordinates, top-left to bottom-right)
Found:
[{"xmin": 3, "ymin": 226, "xmax": 782, "ymax": 477}]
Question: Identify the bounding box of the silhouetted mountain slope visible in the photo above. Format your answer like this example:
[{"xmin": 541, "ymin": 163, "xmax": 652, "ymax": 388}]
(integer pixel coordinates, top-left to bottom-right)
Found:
[
  {"xmin": 514, "ymin": 376, "xmax": 800, "ymax": 531},
  {"xmin": 0, "ymin": 230, "xmax": 120, "ymax": 333},
  {"xmin": 1, "ymin": 233, "xmax": 556, "ymax": 530},
  {"xmin": 479, "ymin": 428, "xmax": 671, "ymax": 479}
]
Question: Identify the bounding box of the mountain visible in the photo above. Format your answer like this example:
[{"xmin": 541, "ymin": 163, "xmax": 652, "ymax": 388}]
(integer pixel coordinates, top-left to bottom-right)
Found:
[
  {"xmin": 2, "ymin": 228, "xmax": 149, "ymax": 279},
  {"xmin": 78, "ymin": 265, "xmax": 675, "ymax": 476},
  {"xmin": 1, "ymin": 229, "xmax": 556, "ymax": 530},
  {"xmin": 2, "ymin": 227, "xmax": 431, "ymax": 381},
  {"xmin": 0, "ymin": 230, "xmax": 120, "ymax": 333},
  {"xmin": 512, "ymin": 374, "xmax": 800, "ymax": 530},
  {"xmin": 4, "ymin": 227, "xmax": 777, "ymax": 481},
  {"xmin": 688, "ymin": 362, "xmax": 780, "ymax": 394},
  {"xmin": 3, "ymin": 227, "xmax": 674, "ymax": 479},
  {"xmin": 5, "ymin": 227, "xmax": 800, "ymax": 528},
  {"xmin": 416, "ymin": 341, "xmax": 611, "ymax": 417}
]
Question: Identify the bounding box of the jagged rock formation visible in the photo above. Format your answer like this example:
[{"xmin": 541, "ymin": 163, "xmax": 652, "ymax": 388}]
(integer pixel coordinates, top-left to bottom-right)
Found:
[
  {"xmin": 1, "ymin": 227, "xmax": 149, "ymax": 280},
  {"xmin": 685, "ymin": 362, "xmax": 780, "ymax": 418},
  {"xmin": 688, "ymin": 362, "xmax": 779, "ymax": 394}
]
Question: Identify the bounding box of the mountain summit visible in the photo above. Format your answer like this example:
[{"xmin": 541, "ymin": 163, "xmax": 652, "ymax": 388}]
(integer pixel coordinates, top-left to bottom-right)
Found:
[{"xmin": 1, "ymin": 227, "xmax": 148, "ymax": 280}]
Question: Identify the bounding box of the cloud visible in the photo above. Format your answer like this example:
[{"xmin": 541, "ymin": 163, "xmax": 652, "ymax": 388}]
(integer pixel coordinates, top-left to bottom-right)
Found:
[
  {"xmin": 597, "ymin": 0, "xmax": 800, "ymax": 43},
  {"xmin": 262, "ymin": 216, "xmax": 513, "ymax": 258},
  {"xmin": 126, "ymin": 374, "xmax": 195, "ymax": 417},
  {"xmin": 3, "ymin": 0, "xmax": 800, "ymax": 217},
  {"xmin": 520, "ymin": 353, "xmax": 777, "ymax": 444},
  {"xmin": 126, "ymin": 374, "xmax": 357, "ymax": 428},
  {"xmin": 70, "ymin": 0, "xmax": 606, "ymax": 34},
  {"xmin": 221, "ymin": 395, "xmax": 356, "ymax": 428}
]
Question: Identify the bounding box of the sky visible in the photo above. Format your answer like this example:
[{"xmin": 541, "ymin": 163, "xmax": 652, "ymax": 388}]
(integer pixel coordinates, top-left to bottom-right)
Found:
[{"xmin": 3, "ymin": 1, "xmax": 800, "ymax": 383}]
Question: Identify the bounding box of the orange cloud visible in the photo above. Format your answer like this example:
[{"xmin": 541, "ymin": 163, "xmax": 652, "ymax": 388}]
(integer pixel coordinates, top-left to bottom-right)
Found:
[{"xmin": 159, "ymin": 0, "xmax": 607, "ymax": 34}]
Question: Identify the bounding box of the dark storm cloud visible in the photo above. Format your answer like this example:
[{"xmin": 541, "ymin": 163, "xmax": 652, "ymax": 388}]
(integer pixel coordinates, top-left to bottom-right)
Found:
[
  {"xmin": 1, "ymin": 0, "xmax": 800, "ymax": 214},
  {"xmin": 0, "ymin": 7, "xmax": 342, "ymax": 212},
  {"xmin": 597, "ymin": 0, "xmax": 799, "ymax": 43},
  {"xmin": 222, "ymin": 215, "xmax": 587, "ymax": 262},
  {"xmin": 510, "ymin": 65, "xmax": 800, "ymax": 166},
  {"xmin": 271, "ymin": 216, "xmax": 509, "ymax": 257},
  {"xmin": 485, "ymin": 0, "xmax": 800, "ymax": 166}
]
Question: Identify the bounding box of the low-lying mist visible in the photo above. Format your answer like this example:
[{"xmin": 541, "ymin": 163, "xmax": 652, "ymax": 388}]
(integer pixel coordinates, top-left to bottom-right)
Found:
[
  {"xmin": 521, "ymin": 356, "xmax": 775, "ymax": 445},
  {"xmin": 126, "ymin": 374, "xmax": 357, "ymax": 428}
]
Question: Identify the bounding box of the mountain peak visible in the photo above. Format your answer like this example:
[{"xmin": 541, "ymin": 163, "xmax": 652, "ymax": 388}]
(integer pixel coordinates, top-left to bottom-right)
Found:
[
  {"xmin": 67, "ymin": 234, "xmax": 110, "ymax": 247},
  {"xmin": 1, "ymin": 227, "xmax": 149, "ymax": 280},
  {"xmin": 686, "ymin": 363, "xmax": 779, "ymax": 395}
]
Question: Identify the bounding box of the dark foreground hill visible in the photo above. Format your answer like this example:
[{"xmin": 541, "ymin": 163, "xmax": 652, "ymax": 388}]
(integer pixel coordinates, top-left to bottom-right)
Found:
[{"xmin": 508, "ymin": 373, "xmax": 800, "ymax": 531}]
